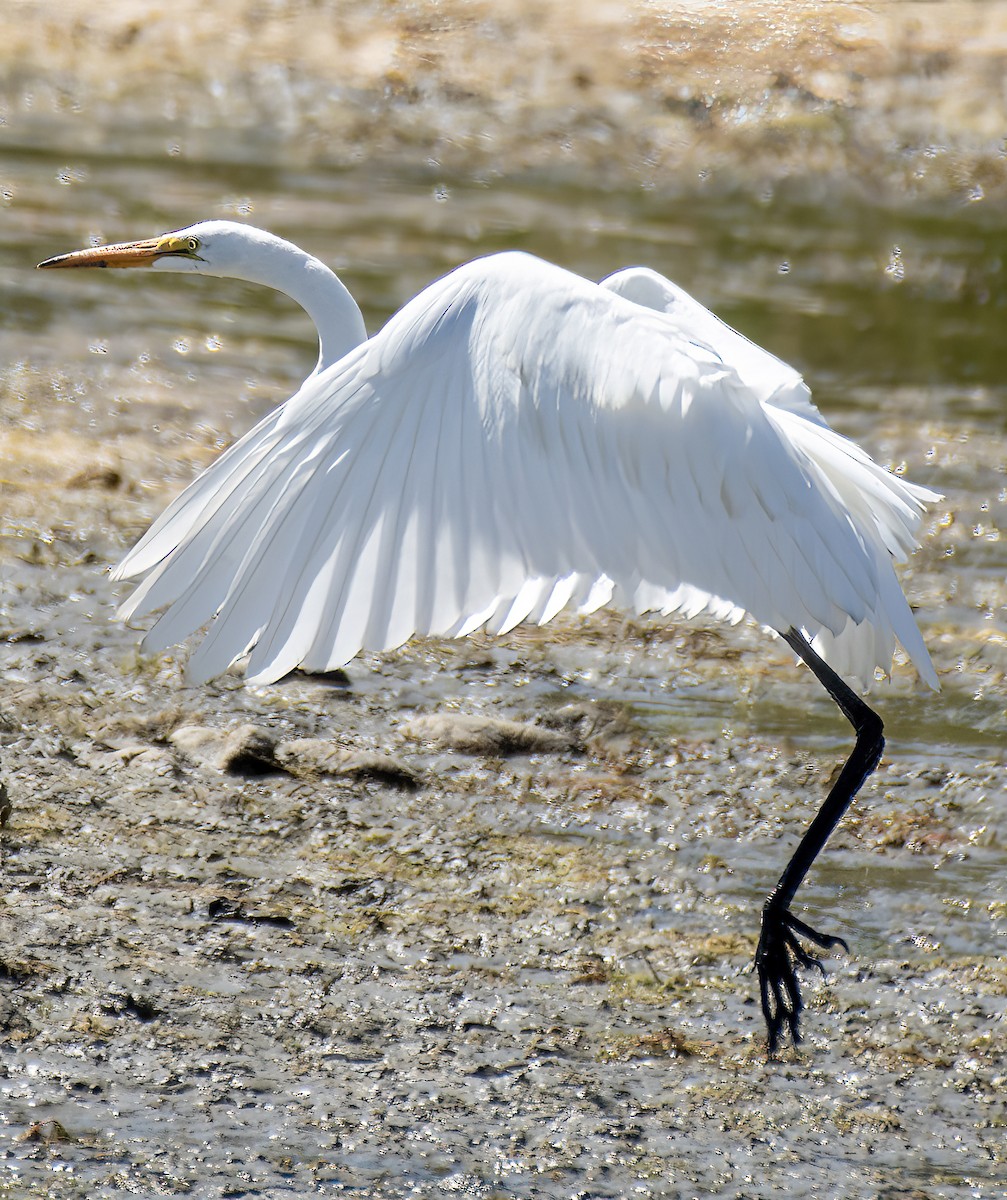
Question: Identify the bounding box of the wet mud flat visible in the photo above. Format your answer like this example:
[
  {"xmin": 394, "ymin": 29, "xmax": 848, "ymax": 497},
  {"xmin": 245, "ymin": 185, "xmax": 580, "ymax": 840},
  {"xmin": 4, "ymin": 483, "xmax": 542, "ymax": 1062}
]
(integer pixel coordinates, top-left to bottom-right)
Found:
[
  {"xmin": 2, "ymin": 402, "xmax": 1005, "ymax": 1196},
  {"xmin": 3, "ymin": 626, "xmax": 1006, "ymax": 1197}
]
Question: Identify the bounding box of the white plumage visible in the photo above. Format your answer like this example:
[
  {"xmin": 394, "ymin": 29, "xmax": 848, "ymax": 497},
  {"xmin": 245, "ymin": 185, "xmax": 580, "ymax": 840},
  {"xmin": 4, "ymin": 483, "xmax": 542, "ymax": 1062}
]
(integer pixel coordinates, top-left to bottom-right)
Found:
[{"xmin": 41, "ymin": 222, "xmax": 938, "ymax": 689}]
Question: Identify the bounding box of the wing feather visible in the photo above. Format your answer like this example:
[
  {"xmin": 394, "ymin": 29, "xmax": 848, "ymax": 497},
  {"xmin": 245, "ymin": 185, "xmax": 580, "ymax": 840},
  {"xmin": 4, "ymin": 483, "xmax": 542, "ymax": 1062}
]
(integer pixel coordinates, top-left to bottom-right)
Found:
[
  {"xmin": 246, "ymin": 367, "xmax": 432, "ymax": 677},
  {"xmin": 114, "ymin": 250, "xmax": 938, "ymax": 688}
]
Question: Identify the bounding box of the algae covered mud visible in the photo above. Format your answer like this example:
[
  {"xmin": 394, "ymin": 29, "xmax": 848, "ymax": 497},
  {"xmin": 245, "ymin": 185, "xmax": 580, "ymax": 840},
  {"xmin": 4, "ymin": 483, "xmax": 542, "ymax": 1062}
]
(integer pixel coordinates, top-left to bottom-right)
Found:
[{"xmin": 1, "ymin": 2, "xmax": 1006, "ymax": 1196}]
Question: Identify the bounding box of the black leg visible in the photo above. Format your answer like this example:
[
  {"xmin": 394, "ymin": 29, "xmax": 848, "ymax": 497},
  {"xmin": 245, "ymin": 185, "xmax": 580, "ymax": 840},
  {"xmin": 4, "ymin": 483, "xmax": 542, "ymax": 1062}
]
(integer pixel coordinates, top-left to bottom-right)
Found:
[{"xmin": 755, "ymin": 627, "xmax": 885, "ymax": 1054}]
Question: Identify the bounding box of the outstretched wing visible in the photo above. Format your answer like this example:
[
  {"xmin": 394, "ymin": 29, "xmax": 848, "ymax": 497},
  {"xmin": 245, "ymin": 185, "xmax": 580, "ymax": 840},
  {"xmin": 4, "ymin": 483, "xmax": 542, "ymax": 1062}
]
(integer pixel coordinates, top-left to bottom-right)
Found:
[{"xmin": 114, "ymin": 251, "xmax": 937, "ymax": 687}]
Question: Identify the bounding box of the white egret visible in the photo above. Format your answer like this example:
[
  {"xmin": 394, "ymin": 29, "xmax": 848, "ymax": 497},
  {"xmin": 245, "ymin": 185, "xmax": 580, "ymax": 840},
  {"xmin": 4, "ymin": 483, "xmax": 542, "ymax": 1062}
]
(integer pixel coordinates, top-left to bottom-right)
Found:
[{"xmin": 40, "ymin": 220, "xmax": 940, "ymax": 1052}]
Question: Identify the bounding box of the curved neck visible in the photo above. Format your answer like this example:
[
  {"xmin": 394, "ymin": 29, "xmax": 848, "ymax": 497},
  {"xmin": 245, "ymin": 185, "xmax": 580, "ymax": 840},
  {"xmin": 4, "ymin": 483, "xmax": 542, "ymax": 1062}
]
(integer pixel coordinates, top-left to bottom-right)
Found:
[{"xmin": 228, "ymin": 233, "xmax": 368, "ymax": 374}]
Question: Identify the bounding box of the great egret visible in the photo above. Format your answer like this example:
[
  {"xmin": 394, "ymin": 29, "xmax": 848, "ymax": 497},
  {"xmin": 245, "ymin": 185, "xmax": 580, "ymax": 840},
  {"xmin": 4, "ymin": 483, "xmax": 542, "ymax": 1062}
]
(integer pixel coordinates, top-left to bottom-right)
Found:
[{"xmin": 40, "ymin": 220, "xmax": 940, "ymax": 1052}]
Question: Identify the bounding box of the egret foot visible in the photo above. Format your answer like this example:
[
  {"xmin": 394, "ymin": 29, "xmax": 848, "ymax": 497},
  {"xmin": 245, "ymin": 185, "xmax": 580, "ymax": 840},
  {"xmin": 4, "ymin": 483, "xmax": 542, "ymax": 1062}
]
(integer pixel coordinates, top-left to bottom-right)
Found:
[{"xmin": 756, "ymin": 890, "xmax": 849, "ymax": 1055}]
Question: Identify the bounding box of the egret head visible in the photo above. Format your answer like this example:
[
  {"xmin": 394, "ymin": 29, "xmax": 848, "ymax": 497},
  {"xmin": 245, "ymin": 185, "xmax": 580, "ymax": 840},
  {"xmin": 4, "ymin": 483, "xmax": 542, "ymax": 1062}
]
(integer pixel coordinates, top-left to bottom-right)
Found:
[
  {"xmin": 39, "ymin": 219, "xmax": 368, "ymax": 372},
  {"xmin": 36, "ymin": 220, "xmax": 275, "ymax": 278}
]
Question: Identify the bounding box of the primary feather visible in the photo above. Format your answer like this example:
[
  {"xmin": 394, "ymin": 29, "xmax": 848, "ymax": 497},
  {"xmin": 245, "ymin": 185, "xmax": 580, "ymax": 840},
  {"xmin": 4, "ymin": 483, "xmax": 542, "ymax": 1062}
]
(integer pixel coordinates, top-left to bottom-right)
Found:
[{"xmin": 109, "ymin": 248, "xmax": 938, "ymax": 689}]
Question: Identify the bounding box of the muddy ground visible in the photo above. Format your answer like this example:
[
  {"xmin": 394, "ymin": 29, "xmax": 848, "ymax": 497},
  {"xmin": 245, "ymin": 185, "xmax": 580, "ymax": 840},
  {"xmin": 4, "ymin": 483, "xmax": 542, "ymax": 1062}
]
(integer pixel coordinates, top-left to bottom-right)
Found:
[{"xmin": 3, "ymin": 503, "xmax": 1005, "ymax": 1196}]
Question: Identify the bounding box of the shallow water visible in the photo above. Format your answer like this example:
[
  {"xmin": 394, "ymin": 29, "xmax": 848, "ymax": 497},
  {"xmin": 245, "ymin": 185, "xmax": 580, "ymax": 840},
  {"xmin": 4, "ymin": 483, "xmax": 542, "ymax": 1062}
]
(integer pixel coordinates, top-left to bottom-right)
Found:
[{"xmin": 2, "ymin": 13, "xmax": 1006, "ymax": 1196}]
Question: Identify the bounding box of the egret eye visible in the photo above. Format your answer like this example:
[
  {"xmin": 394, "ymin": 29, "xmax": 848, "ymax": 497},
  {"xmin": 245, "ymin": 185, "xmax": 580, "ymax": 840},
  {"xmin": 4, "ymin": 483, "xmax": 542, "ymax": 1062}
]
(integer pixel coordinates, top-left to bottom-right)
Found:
[{"xmin": 187, "ymin": 237, "xmax": 200, "ymax": 253}]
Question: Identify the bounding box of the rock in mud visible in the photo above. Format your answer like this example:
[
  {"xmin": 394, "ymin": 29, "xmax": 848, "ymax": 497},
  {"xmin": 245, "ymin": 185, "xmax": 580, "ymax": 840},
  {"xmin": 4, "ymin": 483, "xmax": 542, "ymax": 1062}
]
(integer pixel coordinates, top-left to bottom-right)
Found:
[
  {"xmin": 169, "ymin": 724, "xmax": 279, "ymax": 774},
  {"xmin": 275, "ymin": 738, "xmax": 419, "ymax": 788},
  {"xmin": 401, "ymin": 712, "xmax": 575, "ymax": 755}
]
